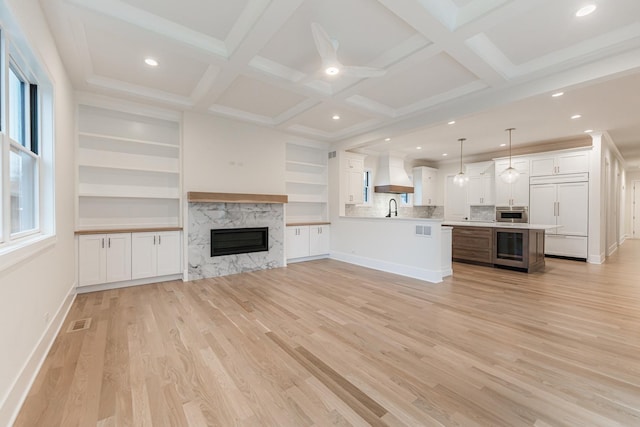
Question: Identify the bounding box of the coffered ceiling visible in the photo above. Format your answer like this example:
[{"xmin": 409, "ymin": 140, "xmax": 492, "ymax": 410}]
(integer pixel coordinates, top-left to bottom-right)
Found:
[{"xmin": 40, "ymin": 0, "xmax": 640, "ymax": 166}]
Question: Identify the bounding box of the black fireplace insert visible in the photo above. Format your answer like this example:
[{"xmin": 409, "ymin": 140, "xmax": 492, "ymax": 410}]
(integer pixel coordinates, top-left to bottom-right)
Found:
[{"xmin": 210, "ymin": 227, "xmax": 269, "ymax": 257}]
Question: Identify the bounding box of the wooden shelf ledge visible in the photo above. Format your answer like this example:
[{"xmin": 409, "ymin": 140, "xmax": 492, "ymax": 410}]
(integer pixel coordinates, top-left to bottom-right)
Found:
[
  {"xmin": 188, "ymin": 192, "xmax": 288, "ymax": 204},
  {"xmin": 75, "ymin": 227, "xmax": 183, "ymax": 235}
]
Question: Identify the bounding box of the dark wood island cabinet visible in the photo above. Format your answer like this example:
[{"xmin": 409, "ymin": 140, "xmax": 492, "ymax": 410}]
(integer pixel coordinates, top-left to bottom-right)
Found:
[{"xmin": 450, "ymin": 224, "xmax": 546, "ymax": 273}]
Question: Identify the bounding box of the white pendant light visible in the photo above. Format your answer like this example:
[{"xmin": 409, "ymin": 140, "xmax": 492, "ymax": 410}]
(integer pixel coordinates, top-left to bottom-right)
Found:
[
  {"xmin": 453, "ymin": 138, "xmax": 469, "ymax": 187},
  {"xmin": 500, "ymin": 128, "xmax": 519, "ymax": 184}
]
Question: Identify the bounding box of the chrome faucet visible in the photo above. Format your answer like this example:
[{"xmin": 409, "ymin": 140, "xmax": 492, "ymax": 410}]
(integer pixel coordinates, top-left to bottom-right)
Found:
[{"xmin": 386, "ymin": 198, "xmax": 398, "ymax": 217}]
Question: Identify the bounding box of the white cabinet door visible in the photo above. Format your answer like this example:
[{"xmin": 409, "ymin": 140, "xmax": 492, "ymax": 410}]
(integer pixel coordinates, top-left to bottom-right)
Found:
[
  {"xmin": 467, "ymin": 175, "xmax": 493, "ymax": 205},
  {"xmin": 105, "ymin": 233, "xmax": 131, "ymax": 283},
  {"xmin": 557, "ymin": 151, "xmax": 589, "ymax": 174},
  {"xmin": 413, "ymin": 167, "xmax": 437, "ymax": 206},
  {"xmin": 286, "ymin": 226, "xmax": 310, "ymax": 259},
  {"xmin": 309, "ymin": 225, "xmax": 330, "ymax": 256},
  {"xmin": 511, "ymin": 172, "xmax": 530, "ymax": 206},
  {"xmin": 132, "ymin": 231, "xmax": 181, "ymax": 279},
  {"xmin": 131, "ymin": 232, "xmax": 157, "ymax": 280},
  {"xmin": 78, "ymin": 234, "xmax": 106, "ymax": 287},
  {"xmin": 530, "ymin": 157, "xmax": 556, "ymax": 176},
  {"xmin": 445, "ymin": 175, "xmax": 468, "ymax": 220},
  {"xmin": 530, "ymin": 184, "xmax": 557, "ymax": 233},
  {"xmin": 494, "ymin": 160, "xmax": 511, "ymax": 206},
  {"xmin": 557, "ymin": 182, "xmax": 588, "ymax": 236},
  {"xmin": 156, "ymin": 231, "xmax": 182, "ymax": 276},
  {"xmin": 346, "ymin": 170, "xmax": 364, "ymax": 204}
]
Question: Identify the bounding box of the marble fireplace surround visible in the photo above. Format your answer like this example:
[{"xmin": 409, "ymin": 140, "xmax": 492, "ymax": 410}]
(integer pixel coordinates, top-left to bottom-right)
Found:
[{"xmin": 187, "ymin": 192, "xmax": 288, "ymax": 280}]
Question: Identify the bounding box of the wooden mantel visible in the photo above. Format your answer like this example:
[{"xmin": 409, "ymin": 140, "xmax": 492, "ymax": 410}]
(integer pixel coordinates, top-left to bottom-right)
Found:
[{"xmin": 187, "ymin": 192, "xmax": 288, "ymax": 204}]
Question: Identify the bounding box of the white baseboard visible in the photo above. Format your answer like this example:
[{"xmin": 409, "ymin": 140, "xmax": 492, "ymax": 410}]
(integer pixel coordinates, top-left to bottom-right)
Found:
[
  {"xmin": 76, "ymin": 273, "xmax": 183, "ymax": 294},
  {"xmin": 587, "ymin": 252, "xmax": 606, "ymax": 264},
  {"xmin": 1, "ymin": 281, "xmax": 76, "ymax": 427},
  {"xmin": 286, "ymin": 254, "xmax": 329, "ymax": 264},
  {"xmin": 607, "ymin": 242, "xmax": 619, "ymax": 256},
  {"xmin": 330, "ymin": 251, "xmax": 443, "ymax": 283}
]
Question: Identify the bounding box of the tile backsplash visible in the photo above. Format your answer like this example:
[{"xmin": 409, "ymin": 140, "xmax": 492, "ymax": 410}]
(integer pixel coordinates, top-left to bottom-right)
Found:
[
  {"xmin": 345, "ymin": 193, "xmax": 443, "ymax": 219},
  {"xmin": 470, "ymin": 205, "xmax": 496, "ymax": 221}
]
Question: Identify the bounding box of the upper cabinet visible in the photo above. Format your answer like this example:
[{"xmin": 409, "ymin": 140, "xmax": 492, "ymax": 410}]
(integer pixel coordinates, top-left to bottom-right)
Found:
[
  {"xmin": 494, "ymin": 157, "xmax": 530, "ymax": 207},
  {"xmin": 285, "ymin": 143, "xmax": 328, "ymax": 223},
  {"xmin": 342, "ymin": 153, "xmax": 365, "ymax": 205},
  {"xmin": 413, "ymin": 166, "xmax": 438, "ymax": 206},
  {"xmin": 77, "ymin": 104, "xmax": 181, "ymax": 230},
  {"xmin": 466, "ymin": 161, "xmax": 494, "ymax": 206},
  {"xmin": 530, "ymin": 150, "xmax": 590, "ymax": 177}
]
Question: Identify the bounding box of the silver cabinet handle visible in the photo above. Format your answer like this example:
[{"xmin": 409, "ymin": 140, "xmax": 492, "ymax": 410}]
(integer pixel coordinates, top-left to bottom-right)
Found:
[
  {"xmin": 102, "ymin": 238, "xmax": 104, "ymax": 248},
  {"xmin": 108, "ymin": 238, "xmax": 111, "ymax": 248},
  {"xmin": 158, "ymin": 235, "xmax": 161, "ymax": 245},
  {"xmin": 153, "ymin": 235, "xmax": 156, "ymax": 245}
]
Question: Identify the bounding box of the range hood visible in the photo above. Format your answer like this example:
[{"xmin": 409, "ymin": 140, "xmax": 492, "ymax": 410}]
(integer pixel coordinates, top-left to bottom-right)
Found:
[{"xmin": 374, "ymin": 154, "xmax": 414, "ymax": 194}]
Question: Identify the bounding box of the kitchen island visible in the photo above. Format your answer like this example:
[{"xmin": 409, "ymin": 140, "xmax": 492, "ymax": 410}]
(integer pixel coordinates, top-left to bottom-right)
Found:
[
  {"xmin": 443, "ymin": 221, "xmax": 556, "ymax": 273},
  {"xmin": 330, "ymin": 216, "xmax": 452, "ymax": 283}
]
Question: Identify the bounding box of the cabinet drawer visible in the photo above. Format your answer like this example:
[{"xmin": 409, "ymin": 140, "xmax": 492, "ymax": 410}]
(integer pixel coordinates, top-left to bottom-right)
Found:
[
  {"xmin": 452, "ymin": 227, "xmax": 492, "ymax": 238},
  {"xmin": 453, "ymin": 248, "xmax": 493, "ymax": 264}
]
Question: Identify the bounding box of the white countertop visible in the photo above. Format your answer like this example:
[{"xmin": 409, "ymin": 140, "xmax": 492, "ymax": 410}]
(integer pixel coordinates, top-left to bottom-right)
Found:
[
  {"xmin": 443, "ymin": 221, "xmax": 558, "ymax": 230},
  {"xmin": 340, "ymin": 216, "xmax": 444, "ymax": 223}
]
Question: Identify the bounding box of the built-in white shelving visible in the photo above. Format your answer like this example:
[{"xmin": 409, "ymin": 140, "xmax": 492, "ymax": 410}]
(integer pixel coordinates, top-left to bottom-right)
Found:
[
  {"xmin": 76, "ymin": 104, "xmax": 181, "ymax": 230},
  {"xmin": 285, "ymin": 143, "xmax": 328, "ymax": 223}
]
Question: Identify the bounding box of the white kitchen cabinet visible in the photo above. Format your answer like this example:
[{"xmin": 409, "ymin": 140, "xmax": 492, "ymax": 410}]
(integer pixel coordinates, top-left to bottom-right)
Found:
[
  {"xmin": 78, "ymin": 233, "xmax": 132, "ymax": 287},
  {"xmin": 466, "ymin": 162, "xmax": 494, "ymax": 206},
  {"xmin": 445, "ymin": 175, "xmax": 468, "ymax": 221},
  {"xmin": 309, "ymin": 225, "xmax": 330, "ymax": 256},
  {"xmin": 286, "ymin": 226, "xmax": 310, "ymax": 259},
  {"xmin": 286, "ymin": 225, "xmax": 330, "ymax": 260},
  {"xmin": 494, "ymin": 158, "xmax": 529, "ymax": 206},
  {"xmin": 343, "ymin": 154, "xmax": 365, "ymax": 205},
  {"xmin": 530, "ymin": 150, "xmax": 589, "ymax": 177},
  {"xmin": 412, "ymin": 166, "xmax": 438, "ymax": 206},
  {"xmin": 131, "ymin": 231, "xmax": 181, "ymax": 279},
  {"xmin": 530, "ymin": 176, "xmax": 588, "ymax": 258}
]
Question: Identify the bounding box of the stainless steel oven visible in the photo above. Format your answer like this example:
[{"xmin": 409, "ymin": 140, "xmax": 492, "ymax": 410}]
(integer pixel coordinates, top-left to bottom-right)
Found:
[{"xmin": 496, "ymin": 206, "xmax": 528, "ymax": 223}]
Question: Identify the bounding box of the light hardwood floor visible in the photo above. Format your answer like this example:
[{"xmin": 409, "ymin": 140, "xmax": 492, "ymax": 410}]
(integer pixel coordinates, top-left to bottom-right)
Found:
[{"xmin": 15, "ymin": 241, "xmax": 640, "ymax": 426}]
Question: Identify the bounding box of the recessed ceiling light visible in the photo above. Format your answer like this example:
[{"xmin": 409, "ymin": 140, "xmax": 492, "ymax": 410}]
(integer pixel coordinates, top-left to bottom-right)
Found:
[
  {"xmin": 144, "ymin": 57, "xmax": 158, "ymax": 67},
  {"xmin": 576, "ymin": 4, "xmax": 596, "ymax": 17},
  {"xmin": 325, "ymin": 66, "xmax": 340, "ymax": 75},
  {"xmin": 552, "ymin": 91, "xmax": 564, "ymax": 97},
  {"xmin": 448, "ymin": 120, "xmax": 456, "ymax": 125},
  {"xmin": 500, "ymin": 143, "xmax": 506, "ymax": 147},
  {"xmin": 442, "ymin": 153, "xmax": 448, "ymax": 157},
  {"xmin": 416, "ymin": 146, "xmax": 422, "ymax": 150},
  {"xmin": 384, "ymin": 138, "xmax": 391, "ymax": 142},
  {"xmin": 332, "ymin": 115, "xmax": 340, "ymax": 120},
  {"xmin": 584, "ymin": 129, "xmax": 594, "ymax": 133},
  {"xmin": 571, "ymin": 114, "xmax": 582, "ymax": 119}
]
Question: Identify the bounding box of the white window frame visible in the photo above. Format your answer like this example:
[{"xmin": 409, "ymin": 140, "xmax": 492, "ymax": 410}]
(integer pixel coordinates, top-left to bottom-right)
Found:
[
  {"xmin": 0, "ymin": 20, "xmax": 55, "ymax": 270},
  {"xmin": 361, "ymin": 169, "xmax": 373, "ymax": 206}
]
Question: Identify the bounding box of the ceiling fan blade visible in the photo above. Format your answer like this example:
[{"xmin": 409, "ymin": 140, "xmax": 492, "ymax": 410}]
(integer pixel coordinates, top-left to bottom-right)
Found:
[
  {"xmin": 341, "ymin": 65, "xmax": 387, "ymax": 78},
  {"xmin": 311, "ymin": 22, "xmax": 337, "ymax": 64}
]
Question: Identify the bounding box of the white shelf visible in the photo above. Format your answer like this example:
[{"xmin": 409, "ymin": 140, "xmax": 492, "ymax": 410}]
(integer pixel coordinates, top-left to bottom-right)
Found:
[
  {"xmin": 78, "ymin": 148, "xmax": 180, "ymax": 174},
  {"xmin": 288, "ymin": 194, "xmax": 326, "ymax": 203},
  {"xmin": 79, "ymin": 184, "xmax": 180, "ymax": 199},
  {"xmin": 77, "ymin": 104, "xmax": 181, "ymax": 230},
  {"xmin": 286, "ymin": 160, "xmax": 326, "ymax": 168},
  {"xmin": 78, "ymin": 132, "xmax": 180, "ymax": 148}
]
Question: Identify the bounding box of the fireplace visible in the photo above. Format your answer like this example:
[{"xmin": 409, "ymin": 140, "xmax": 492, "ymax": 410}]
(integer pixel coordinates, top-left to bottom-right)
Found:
[{"xmin": 211, "ymin": 227, "xmax": 269, "ymax": 257}]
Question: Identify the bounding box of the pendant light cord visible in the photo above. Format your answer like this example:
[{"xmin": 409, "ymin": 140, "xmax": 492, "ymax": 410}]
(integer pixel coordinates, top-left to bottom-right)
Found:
[
  {"xmin": 505, "ymin": 128, "xmax": 515, "ymax": 168},
  {"xmin": 458, "ymin": 138, "xmax": 466, "ymax": 173}
]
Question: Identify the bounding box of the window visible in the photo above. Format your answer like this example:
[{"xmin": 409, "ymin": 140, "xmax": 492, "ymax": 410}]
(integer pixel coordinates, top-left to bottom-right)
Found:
[
  {"xmin": 7, "ymin": 63, "xmax": 39, "ymax": 236},
  {"xmin": 0, "ymin": 24, "xmax": 52, "ymax": 255},
  {"xmin": 363, "ymin": 169, "xmax": 372, "ymax": 205}
]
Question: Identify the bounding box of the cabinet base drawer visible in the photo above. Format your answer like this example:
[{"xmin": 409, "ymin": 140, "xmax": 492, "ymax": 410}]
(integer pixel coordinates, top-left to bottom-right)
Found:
[
  {"xmin": 545, "ymin": 235, "xmax": 587, "ymax": 259},
  {"xmin": 452, "ymin": 248, "xmax": 493, "ymax": 264}
]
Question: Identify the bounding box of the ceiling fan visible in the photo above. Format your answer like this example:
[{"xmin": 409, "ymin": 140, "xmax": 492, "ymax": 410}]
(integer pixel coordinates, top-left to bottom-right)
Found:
[{"xmin": 311, "ymin": 23, "xmax": 386, "ymax": 78}]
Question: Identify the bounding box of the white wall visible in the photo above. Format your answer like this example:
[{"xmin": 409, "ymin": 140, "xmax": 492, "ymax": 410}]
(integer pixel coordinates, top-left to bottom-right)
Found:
[
  {"xmin": 0, "ymin": 0, "xmax": 76, "ymax": 424},
  {"xmin": 183, "ymin": 112, "xmax": 287, "ymax": 194}
]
